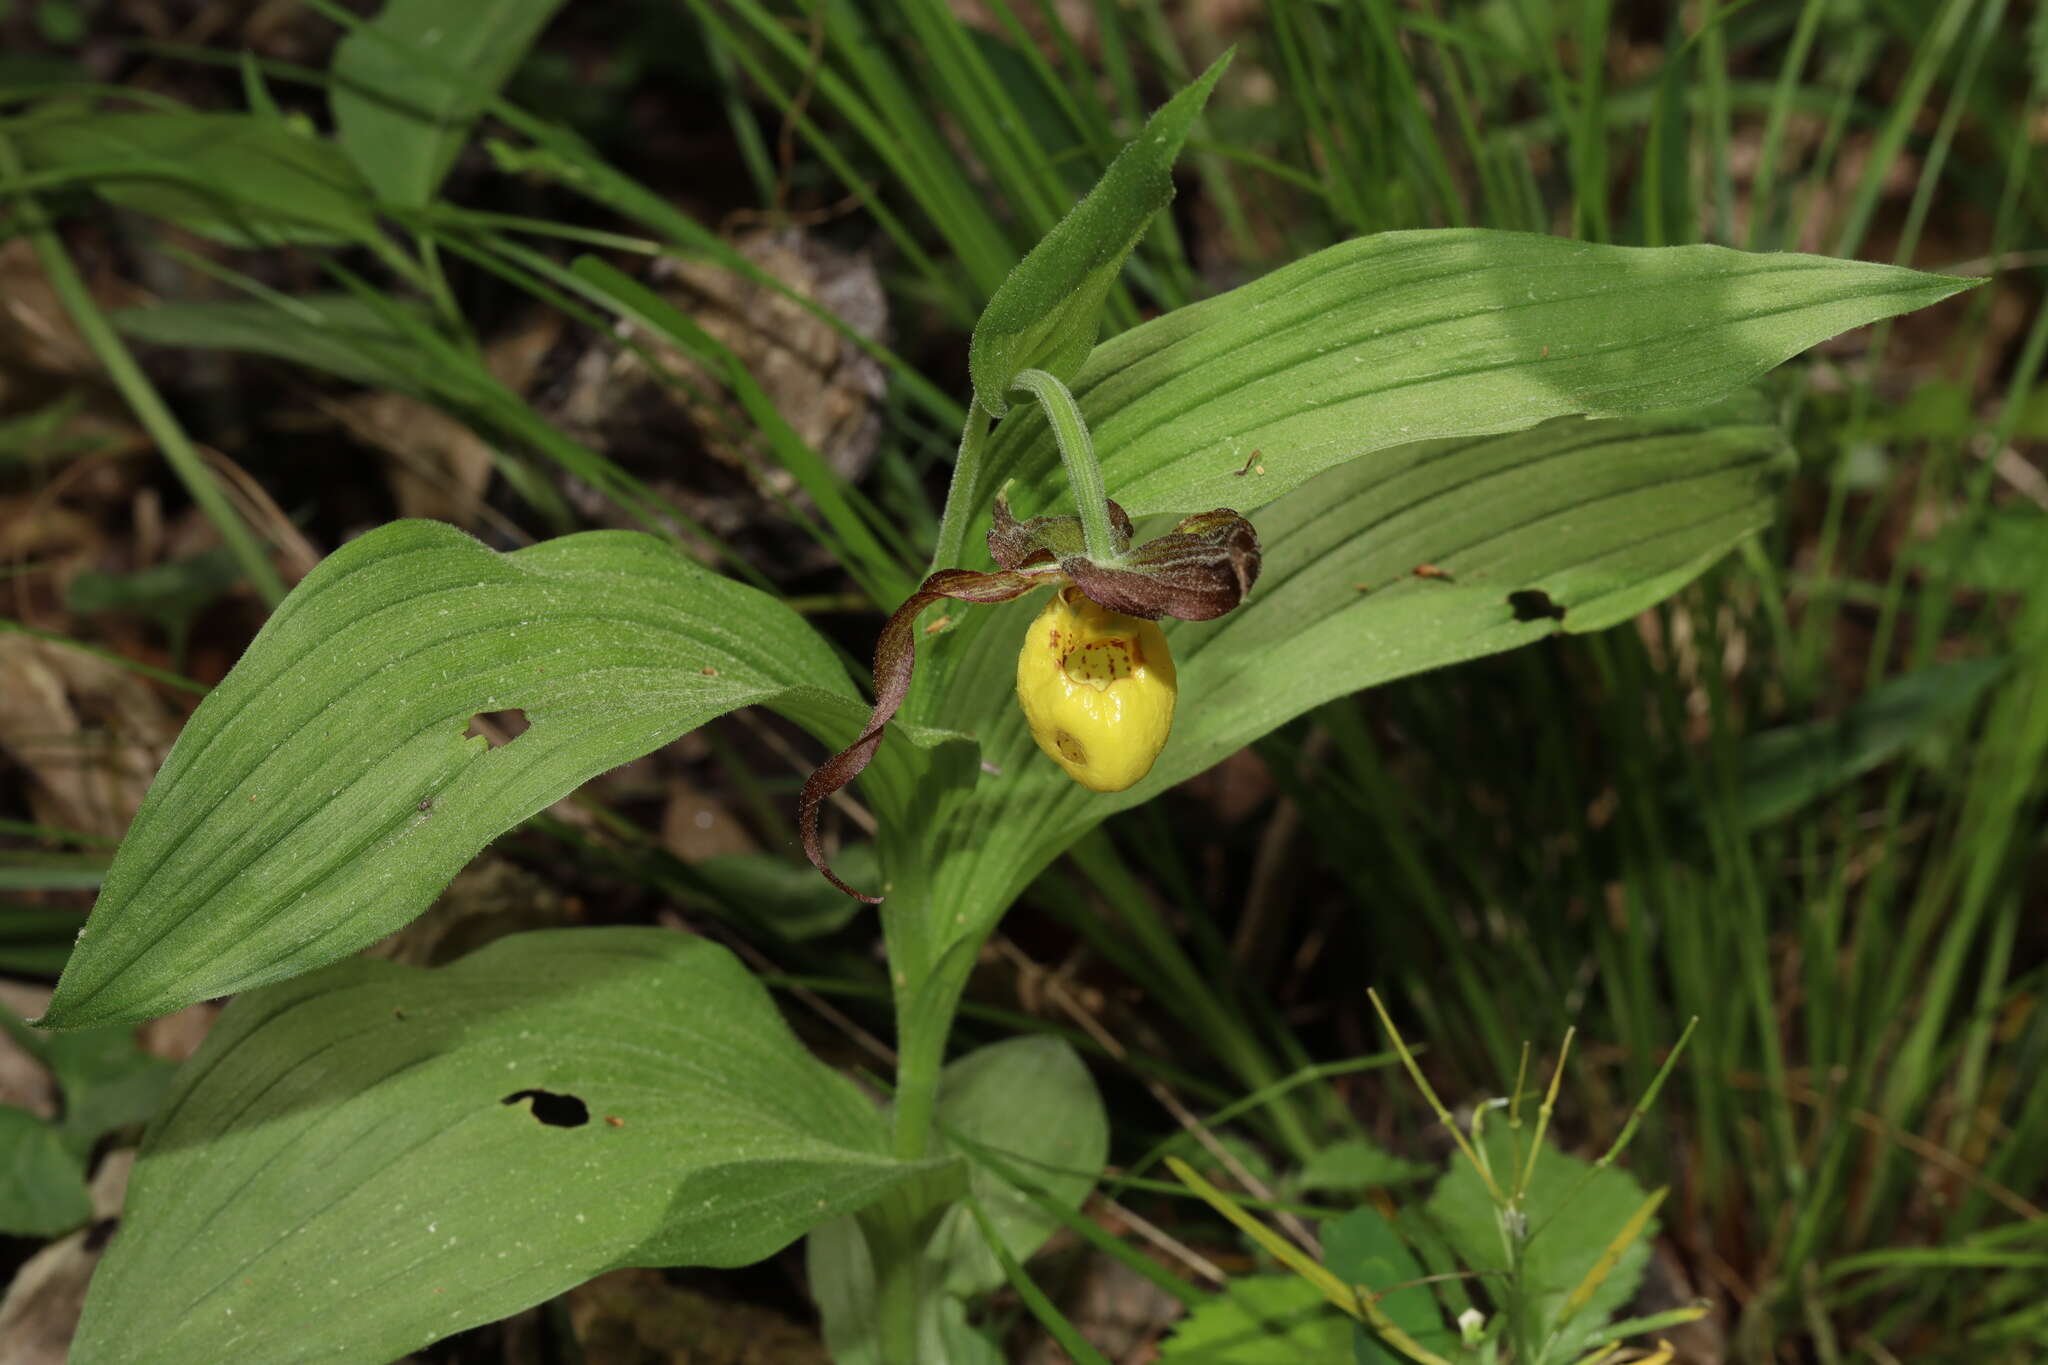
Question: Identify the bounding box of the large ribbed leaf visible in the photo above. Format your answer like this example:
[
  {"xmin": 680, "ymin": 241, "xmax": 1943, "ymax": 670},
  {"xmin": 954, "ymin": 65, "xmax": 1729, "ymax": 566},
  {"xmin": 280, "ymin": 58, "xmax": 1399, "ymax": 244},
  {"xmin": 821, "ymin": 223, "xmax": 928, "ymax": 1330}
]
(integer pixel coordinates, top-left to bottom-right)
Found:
[
  {"xmin": 41, "ymin": 521, "xmax": 868, "ymax": 1029},
  {"xmin": 70, "ymin": 928, "xmax": 936, "ymax": 1365},
  {"xmin": 973, "ymin": 230, "xmax": 1972, "ymax": 526},
  {"xmin": 885, "ymin": 402, "xmax": 1791, "ymax": 948}
]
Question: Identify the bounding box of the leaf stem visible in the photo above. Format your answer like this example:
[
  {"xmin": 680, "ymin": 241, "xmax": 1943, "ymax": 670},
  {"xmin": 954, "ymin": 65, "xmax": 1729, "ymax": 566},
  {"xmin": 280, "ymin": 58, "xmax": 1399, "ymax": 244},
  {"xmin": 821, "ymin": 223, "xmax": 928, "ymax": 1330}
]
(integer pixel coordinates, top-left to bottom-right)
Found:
[
  {"xmin": 890, "ymin": 938, "xmax": 980, "ymax": 1160},
  {"xmin": 0, "ymin": 134, "xmax": 287, "ymax": 608},
  {"xmin": 1009, "ymin": 368, "xmax": 1118, "ymax": 564},
  {"xmin": 866, "ymin": 1200, "xmax": 926, "ymax": 1362},
  {"xmin": 928, "ymin": 400, "xmax": 993, "ymax": 573},
  {"xmin": 892, "ymin": 1030, "xmax": 948, "ymax": 1163}
]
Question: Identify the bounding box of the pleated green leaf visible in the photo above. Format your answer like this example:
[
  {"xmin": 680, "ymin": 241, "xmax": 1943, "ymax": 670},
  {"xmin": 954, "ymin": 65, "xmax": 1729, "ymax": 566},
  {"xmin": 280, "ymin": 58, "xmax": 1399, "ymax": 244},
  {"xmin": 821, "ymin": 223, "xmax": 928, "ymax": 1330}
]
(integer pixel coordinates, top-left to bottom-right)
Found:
[
  {"xmin": 889, "ymin": 402, "xmax": 1792, "ymax": 944},
  {"xmin": 70, "ymin": 928, "xmax": 935, "ymax": 1365},
  {"xmin": 41, "ymin": 521, "xmax": 869, "ymax": 1029},
  {"xmin": 975, "ymin": 230, "xmax": 1974, "ymax": 524}
]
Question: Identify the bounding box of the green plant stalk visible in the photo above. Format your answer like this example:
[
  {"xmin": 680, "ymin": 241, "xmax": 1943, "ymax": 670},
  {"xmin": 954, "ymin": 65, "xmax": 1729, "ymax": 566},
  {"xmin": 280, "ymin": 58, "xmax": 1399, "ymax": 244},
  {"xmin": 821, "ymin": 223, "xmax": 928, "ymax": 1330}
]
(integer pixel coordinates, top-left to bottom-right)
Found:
[
  {"xmin": 929, "ymin": 401, "xmax": 994, "ymax": 572},
  {"xmin": 865, "ymin": 1198, "xmax": 927, "ymax": 1364},
  {"xmin": 0, "ymin": 135, "xmax": 286, "ymax": 608},
  {"xmin": 873, "ymin": 910, "xmax": 984, "ymax": 1362},
  {"xmin": 888, "ymin": 949, "xmax": 977, "ymax": 1162},
  {"xmin": 1008, "ymin": 369, "xmax": 1118, "ymax": 564}
]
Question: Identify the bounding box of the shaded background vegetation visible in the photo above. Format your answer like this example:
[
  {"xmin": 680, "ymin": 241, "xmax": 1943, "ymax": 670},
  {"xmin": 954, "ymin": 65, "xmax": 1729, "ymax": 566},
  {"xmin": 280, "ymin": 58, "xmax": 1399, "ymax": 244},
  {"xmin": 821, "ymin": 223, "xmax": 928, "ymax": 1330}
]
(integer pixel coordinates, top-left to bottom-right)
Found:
[{"xmin": 1, "ymin": 0, "xmax": 2044, "ymax": 1360}]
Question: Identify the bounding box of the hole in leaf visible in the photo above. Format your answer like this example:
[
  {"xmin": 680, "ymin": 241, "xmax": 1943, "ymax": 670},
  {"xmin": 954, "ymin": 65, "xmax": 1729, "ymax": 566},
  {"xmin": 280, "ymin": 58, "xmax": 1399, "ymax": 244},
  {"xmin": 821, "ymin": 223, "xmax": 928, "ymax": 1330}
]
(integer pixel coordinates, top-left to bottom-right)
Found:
[
  {"xmin": 502, "ymin": 1088, "xmax": 589, "ymax": 1127},
  {"xmin": 466, "ymin": 709, "xmax": 531, "ymax": 748},
  {"xmin": 1508, "ymin": 589, "xmax": 1567, "ymax": 623}
]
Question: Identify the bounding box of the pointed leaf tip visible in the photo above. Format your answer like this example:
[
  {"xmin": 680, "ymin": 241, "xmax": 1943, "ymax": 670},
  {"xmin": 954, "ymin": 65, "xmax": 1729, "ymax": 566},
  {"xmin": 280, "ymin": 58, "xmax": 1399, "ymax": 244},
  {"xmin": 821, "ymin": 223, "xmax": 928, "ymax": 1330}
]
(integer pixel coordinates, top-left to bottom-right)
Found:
[{"xmin": 968, "ymin": 50, "xmax": 1231, "ymax": 416}]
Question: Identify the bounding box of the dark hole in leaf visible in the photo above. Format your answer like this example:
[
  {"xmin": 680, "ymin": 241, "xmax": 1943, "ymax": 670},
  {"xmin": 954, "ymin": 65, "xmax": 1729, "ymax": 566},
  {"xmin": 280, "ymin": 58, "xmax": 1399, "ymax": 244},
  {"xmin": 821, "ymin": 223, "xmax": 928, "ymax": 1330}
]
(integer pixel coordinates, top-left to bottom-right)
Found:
[
  {"xmin": 84, "ymin": 1217, "xmax": 120, "ymax": 1252},
  {"xmin": 1508, "ymin": 589, "xmax": 1567, "ymax": 623},
  {"xmin": 466, "ymin": 709, "xmax": 531, "ymax": 748},
  {"xmin": 502, "ymin": 1088, "xmax": 589, "ymax": 1127}
]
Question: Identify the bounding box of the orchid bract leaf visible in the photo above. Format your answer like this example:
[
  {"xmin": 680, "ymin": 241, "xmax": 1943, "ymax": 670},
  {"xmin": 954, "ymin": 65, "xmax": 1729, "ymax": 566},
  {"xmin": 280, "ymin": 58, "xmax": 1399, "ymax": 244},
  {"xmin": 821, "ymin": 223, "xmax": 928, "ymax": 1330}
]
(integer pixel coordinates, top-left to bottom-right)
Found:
[{"xmin": 968, "ymin": 53, "xmax": 1229, "ymax": 417}]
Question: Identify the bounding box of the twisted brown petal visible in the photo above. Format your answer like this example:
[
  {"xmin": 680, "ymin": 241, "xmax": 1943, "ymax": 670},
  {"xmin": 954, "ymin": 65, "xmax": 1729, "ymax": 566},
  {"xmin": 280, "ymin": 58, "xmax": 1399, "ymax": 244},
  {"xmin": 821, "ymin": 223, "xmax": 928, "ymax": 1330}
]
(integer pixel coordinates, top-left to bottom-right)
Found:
[
  {"xmin": 800, "ymin": 567, "xmax": 1050, "ymax": 901},
  {"xmin": 989, "ymin": 495, "xmax": 1259, "ymax": 621},
  {"xmin": 987, "ymin": 493, "xmax": 1135, "ymax": 571},
  {"xmin": 1064, "ymin": 509, "xmax": 1262, "ymax": 621}
]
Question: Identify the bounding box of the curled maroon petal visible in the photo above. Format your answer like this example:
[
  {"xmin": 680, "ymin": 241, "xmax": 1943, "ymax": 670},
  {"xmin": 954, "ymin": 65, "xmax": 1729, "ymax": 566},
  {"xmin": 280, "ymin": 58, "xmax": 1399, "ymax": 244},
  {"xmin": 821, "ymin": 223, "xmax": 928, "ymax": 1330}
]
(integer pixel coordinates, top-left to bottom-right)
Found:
[
  {"xmin": 1065, "ymin": 508, "xmax": 1262, "ymax": 621},
  {"xmin": 988, "ymin": 493, "xmax": 1135, "ymax": 571},
  {"xmin": 800, "ymin": 567, "xmax": 1050, "ymax": 901},
  {"xmin": 988, "ymin": 494, "xmax": 1259, "ymax": 621}
]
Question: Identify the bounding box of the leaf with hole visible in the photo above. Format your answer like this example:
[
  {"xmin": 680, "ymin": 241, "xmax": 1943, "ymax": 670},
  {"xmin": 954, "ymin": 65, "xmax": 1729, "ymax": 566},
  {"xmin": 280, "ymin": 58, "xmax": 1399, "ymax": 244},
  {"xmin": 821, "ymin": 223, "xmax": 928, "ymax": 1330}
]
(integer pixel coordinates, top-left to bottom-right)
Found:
[
  {"xmin": 68, "ymin": 927, "xmax": 937, "ymax": 1365},
  {"xmin": 40, "ymin": 520, "xmax": 880, "ymax": 1029},
  {"xmin": 332, "ymin": 0, "xmax": 568, "ymax": 207}
]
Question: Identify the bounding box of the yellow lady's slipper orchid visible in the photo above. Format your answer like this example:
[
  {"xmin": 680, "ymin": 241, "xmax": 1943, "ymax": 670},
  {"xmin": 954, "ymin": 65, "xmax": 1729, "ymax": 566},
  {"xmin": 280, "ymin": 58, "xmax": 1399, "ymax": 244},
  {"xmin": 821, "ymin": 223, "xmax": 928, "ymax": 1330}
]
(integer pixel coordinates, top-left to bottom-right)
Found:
[
  {"xmin": 801, "ymin": 496, "xmax": 1255, "ymax": 898},
  {"xmin": 1016, "ymin": 586, "xmax": 1177, "ymax": 792}
]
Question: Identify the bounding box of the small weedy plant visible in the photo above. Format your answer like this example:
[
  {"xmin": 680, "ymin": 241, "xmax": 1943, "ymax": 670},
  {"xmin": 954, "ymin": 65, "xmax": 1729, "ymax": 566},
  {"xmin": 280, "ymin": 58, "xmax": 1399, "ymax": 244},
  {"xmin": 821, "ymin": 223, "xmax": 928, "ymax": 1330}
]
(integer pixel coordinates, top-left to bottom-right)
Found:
[
  {"xmin": 15, "ymin": 13, "xmax": 1977, "ymax": 1363},
  {"xmin": 1158, "ymin": 1005, "xmax": 1703, "ymax": 1365}
]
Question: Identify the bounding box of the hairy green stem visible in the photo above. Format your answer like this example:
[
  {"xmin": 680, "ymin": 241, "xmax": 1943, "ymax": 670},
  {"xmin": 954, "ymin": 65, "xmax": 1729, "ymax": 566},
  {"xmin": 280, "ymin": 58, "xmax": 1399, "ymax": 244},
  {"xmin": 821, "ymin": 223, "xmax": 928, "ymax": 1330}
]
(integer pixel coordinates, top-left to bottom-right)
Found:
[
  {"xmin": 0, "ymin": 135, "xmax": 286, "ymax": 607},
  {"xmin": 928, "ymin": 400, "xmax": 994, "ymax": 573},
  {"xmin": 877, "ymin": 918, "xmax": 981, "ymax": 1356},
  {"xmin": 1009, "ymin": 368, "xmax": 1118, "ymax": 564},
  {"xmin": 866, "ymin": 1197, "xmax": 927, "ymax": 1361},
  {"xmin": 889, "ymin": 939, "xmax": 979, "ymax": 1160},
  {"xmin": 891, "ymin": 1027, "xmax": 948, "ymax": 1163}
]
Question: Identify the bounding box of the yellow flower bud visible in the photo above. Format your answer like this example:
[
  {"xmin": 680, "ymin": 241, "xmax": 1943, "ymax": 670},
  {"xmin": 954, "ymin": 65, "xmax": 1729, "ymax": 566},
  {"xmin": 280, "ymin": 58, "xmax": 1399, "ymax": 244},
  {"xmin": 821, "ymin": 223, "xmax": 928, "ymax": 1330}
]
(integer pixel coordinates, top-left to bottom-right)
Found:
[{"xmin": 1016, "ymin": 586, "xmax": 1177, "ymax": 792}]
